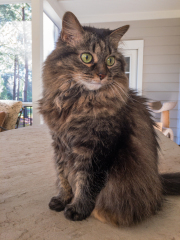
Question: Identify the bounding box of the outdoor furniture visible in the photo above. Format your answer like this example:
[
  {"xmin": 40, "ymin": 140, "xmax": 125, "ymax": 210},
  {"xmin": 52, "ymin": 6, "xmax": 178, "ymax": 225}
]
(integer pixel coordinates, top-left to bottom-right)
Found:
[
  {"xmin": 149, "ymin": 101, "xmax": 177, "ymax": 141},
  {"xmin": 0, "ymin": 111, "xmax": 6, "ymax": 132},
  {"xmin": 16, "ymin": 107, "xmax": 24, "ymax": 128},
  {"xmin": 0, "ymin": 100, "xmax": 23, "ymax": 131}
]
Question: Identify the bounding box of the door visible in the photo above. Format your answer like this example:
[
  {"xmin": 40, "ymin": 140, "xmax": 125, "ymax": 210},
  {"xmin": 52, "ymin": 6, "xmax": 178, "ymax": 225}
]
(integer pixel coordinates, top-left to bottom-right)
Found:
[
  {"xmin": 119, "ymin": 40, "xmax": 144, "ymax": 94},
  {"xmin": 124, "ymin": 50, "xmax": 138, "ymax": 90}
]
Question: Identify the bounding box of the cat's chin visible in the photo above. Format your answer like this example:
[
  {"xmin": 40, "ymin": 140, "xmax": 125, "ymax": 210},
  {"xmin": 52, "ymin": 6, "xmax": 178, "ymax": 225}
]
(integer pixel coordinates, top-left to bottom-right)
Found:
[{"xmin": 80, "ymin": 80, "xmax": 102, "ymax": 91}]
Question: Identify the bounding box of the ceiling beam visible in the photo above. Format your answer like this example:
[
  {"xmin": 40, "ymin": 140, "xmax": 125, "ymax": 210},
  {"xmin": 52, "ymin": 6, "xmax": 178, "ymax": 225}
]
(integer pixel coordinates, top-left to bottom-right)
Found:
[
  {"xmin": 78, "ymin": 10, "xmax": 180, "ymax": 24},
  {"xmin": 44, "ymin": 0, "xmax": 63, "ymax": 28}
]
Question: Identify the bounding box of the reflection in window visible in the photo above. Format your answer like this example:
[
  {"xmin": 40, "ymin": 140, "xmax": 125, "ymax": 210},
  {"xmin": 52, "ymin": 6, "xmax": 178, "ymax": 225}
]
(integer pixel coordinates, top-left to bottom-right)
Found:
[
  {"xmin": 125, "ymin": 57, "xmax": 130, "ymax": 85},
  {"xmin": 0, "ymin": 3, "xmax": 32, "ymax": 102},
  {"xmin": 43, "ymin": 13, "xmax": 60, "ymax": 61}
]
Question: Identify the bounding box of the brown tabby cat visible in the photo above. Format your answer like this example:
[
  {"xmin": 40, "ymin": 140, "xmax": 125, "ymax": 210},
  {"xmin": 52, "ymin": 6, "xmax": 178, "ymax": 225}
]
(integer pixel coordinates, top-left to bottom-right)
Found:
[{"xmin": 39, "ymin": 11, "xmax": 180, "ymax": 226}]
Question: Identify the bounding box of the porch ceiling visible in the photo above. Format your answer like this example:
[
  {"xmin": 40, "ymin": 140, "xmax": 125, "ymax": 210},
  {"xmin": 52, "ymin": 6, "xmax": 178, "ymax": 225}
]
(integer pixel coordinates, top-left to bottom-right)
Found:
[{"xmin": 57, "ymin": 0, "xmax": 180, "ymax": 23}]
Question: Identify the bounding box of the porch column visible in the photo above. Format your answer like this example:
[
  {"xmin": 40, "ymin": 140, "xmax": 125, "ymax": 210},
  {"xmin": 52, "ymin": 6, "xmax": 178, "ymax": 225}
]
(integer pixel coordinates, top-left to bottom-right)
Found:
[{"xmin": 31, "ymin": 0, "xmax": 44, "ymax": 125}]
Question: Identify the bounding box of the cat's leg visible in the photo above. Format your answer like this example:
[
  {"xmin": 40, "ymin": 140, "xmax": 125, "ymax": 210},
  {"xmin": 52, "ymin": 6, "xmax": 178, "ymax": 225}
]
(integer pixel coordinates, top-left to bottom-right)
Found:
[
  {"xmin": 49, "ymin": 172, "xmax": 73, "ymax": 212},
  {"xmin": 64, "ymin": 170, "xmax": 106, "ymax": 221}
]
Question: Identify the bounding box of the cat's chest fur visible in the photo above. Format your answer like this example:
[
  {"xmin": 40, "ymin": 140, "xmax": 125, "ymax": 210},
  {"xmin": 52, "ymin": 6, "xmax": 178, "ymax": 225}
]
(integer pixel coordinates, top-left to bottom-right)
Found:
[
  {"xmin": 52, "ymin": 91, "xmax": 126, "ymax": 173},
  {"xmin": 54, "ymin": 90, "xmax": 124, "ymax": 140}
]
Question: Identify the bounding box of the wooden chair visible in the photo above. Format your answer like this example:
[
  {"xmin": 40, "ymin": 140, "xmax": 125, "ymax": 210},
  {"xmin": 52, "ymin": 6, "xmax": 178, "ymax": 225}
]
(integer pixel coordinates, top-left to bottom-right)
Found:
[{"xmin": 149, "ymin": 101, "xmax": 177, "ymax": 141}]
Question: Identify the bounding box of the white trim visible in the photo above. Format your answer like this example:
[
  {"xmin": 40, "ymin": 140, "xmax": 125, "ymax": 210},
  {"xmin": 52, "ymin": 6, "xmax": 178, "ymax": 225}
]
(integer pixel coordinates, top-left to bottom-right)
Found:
[
  {"xmin": 31, "ymin": 0, "xmax": 44, "ymax": 125},
  {"xmin": 43, "ymin": 0, "xmax": 62, "ymax": 29},
  {"xmin": 120, "ymin": 40, "xmax": 144, "ymax": 94},
  {"xmin": 22, "ymin": 102, "xmax": 32, "ymax": 106},
  {"xmin": 177, "ymin": 74, "xmax": 180, "ymax": 145},
  {"xmin": 0, "ymin": 0, "xmax": 31, "ymax": 3},
  {"xmin": 79, "ymin": 10, "xmax": 180, "ymax": 24},
  {"xmin": 124, "ymin": 50, "xmax": 138, "ymax": 90},
  {"xmin": 2, "ymin": 2, "xmax": 179, "ymax": 23}
]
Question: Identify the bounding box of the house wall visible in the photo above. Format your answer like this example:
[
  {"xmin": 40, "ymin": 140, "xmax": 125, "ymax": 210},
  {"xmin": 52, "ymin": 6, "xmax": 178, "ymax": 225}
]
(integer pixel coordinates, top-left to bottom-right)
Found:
[{"xmin": 91, "ymin": 18, "xmax": 180, "ymax": 144}]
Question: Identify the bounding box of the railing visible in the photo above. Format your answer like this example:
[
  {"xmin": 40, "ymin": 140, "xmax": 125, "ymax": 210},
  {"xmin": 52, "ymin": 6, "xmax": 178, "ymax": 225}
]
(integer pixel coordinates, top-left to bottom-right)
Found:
[{"xmin": 18, "ymin": 102, "xmax": 33, "ymax": 128}]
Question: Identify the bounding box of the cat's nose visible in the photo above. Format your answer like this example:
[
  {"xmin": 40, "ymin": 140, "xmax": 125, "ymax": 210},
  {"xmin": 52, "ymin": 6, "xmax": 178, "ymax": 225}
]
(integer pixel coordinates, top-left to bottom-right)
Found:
[{"xmin": 98, "ymin": 73, "xmax": 106, "ymax": 80}]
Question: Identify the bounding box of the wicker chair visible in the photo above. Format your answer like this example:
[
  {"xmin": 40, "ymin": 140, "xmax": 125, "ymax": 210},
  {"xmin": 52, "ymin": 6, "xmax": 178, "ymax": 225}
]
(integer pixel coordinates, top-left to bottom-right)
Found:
[{"xmin": 0, "ymin": 100, "xmax": 23, "ymax": 131}]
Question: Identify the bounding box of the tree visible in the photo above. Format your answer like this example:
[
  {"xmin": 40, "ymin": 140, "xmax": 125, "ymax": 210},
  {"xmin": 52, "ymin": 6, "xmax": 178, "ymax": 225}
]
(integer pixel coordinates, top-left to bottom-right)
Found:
[
  {"xmin": 22, "ymin": 5, "xmax": 28, "ymax": 102},
  {"xmin": 0, "ymin": 3, "xmax": 32, "ymax": 102},
  {"xmin": 13, "ymin": 55, "xmax": 17, "ymax": 100}
]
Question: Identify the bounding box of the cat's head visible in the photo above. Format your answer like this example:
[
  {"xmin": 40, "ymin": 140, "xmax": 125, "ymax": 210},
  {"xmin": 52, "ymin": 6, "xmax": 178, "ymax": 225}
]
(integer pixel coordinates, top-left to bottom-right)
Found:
[{"xmin": 44, "ymin": 12, "xmax": 129, "ymax": 94}]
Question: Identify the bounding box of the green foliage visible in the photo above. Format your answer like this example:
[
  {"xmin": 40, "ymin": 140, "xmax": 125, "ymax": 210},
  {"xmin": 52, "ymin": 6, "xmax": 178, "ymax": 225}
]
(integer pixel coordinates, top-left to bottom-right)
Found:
[
  {"xmin": 0, "ymin": 74, "xmax": 13, "ymax": 100},
  {"xmin": 0, "ymin": 4, "xmax": 31, "ymax": 24},
  {"xmin": 0, "ymin": 3, "xmax": 32, "ymax": 102}
]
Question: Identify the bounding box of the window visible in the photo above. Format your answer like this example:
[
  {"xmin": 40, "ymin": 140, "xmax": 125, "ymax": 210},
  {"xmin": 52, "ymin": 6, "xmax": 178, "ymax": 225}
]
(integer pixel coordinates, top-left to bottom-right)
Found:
[
  {"xmin": 120, "ymin": 40, "xmax": 144, "ymax": 94},
  {"xmin": 0, "ymin": 3, "xmax": 32, "ymax": 103},
  {"xmin": 124, "ymin": 50, "xmax": 138, "ymax": 90},
  {"xmin": 0, "ymin": 3, "xmax": 32, "ymax": 127},
  {"xmin": 43, "ymin": 12, "xmax": 60, "ymax": 61}
]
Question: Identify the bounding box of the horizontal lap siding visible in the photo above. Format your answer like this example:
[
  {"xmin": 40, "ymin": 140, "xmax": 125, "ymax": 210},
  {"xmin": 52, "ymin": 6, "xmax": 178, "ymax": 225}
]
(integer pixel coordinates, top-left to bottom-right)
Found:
[
  {"xmin": 144, "ymin": 83, "xmax": 179, "ymax": 92},
  {"xmin": 144, "ymin": 73, "xmax": 179, "ymax": 83},
  {"xmin": 140, "ymin": 20, "xmax": 180, "ymax": 144},
  {"xmin": 145, "ymin": 92, "xmax": 179, "ymax": 101},
  {"xmin": 144, "ymin": 64, "xmax": 179, "ymax": 74},
  {"xmin": 144, "ymin": 46, "xmax": 180, "ymax": 55},
  {"xmin": 144, "ymin": 55, "xmax": 180, "ymax": 65},
  {"xmin": 144, "ymin": 36, "xmax": 180, "ymax": 46},
  {"xmin": 92, "ymin": 18, "xmax": 180, "ymax": 144}
]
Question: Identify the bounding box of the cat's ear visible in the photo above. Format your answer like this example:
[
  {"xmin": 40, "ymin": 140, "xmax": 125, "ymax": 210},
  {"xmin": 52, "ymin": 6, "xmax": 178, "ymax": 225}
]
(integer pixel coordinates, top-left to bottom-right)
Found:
[
  {"xmin": 109, "ymin": 25, "xmax": 129, "ymax": 48},
  {"xmin": 61, "ymin": 11, "xmax": 84, "ymax": 45}
]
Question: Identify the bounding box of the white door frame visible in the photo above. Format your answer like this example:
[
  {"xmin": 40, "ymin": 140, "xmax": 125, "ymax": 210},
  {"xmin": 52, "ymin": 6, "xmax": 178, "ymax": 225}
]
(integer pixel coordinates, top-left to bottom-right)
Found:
[
  {"xmin": 120, "ymin": 40, "xmax": 144, "ymax": 94},
  {"xmin": 123, "ymin": 50, "xmax": 138, "ymax": 90}
]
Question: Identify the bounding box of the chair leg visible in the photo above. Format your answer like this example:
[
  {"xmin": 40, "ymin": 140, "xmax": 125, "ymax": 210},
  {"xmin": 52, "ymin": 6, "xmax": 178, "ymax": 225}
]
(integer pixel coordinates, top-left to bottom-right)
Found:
[{"xmin": 161, "ymin": 110, "xmax": 169, "ymax": 128}]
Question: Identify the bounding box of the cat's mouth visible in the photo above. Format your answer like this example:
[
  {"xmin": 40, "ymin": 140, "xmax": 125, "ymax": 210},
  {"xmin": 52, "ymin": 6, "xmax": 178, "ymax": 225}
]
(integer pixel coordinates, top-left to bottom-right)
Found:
[{"xmin": 80, "ymin": 80, "xmax": 102, "ymax": 90}]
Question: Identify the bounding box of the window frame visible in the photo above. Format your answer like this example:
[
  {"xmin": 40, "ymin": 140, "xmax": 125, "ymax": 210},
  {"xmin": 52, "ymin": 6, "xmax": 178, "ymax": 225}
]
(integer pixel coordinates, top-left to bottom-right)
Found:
[
  {"xmin": 120, "ymin": 40, "xmax": 144, "ymax": 95},
  {"xmin": 124, "ymin": 50, "xmax": 138, "ymax": 90},
  {"xmin": 0, "ymin": 0, "xmax": 32, "ymax": 106},
  {"xmin": 0, "ymin": 0, "xmax": 30, "ymax": 4}
]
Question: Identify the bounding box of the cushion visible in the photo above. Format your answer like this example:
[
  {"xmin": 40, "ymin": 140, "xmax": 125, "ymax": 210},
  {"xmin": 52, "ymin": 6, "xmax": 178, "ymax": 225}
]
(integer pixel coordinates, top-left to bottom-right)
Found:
[
  {"xmin": 0, "ymin": 100, "xmax": 22, "ymax": 130},
  {"xmin": 0, "ymin": 111, "xmax": 6, "ymax": 132}
]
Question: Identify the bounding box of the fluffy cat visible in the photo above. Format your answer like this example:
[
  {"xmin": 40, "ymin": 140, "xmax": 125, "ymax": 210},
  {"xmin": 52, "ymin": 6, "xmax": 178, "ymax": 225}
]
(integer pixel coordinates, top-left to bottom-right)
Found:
[{"xmin": 39, "ymin": 11, "xmax": 180, "ymax": 226}]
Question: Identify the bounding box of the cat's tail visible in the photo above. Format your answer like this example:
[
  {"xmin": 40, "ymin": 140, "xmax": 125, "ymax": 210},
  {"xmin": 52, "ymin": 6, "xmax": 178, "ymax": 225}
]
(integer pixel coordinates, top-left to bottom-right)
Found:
[{"xmin": 161, "ymin": 173, "xmax": 180, "ymax": 195}]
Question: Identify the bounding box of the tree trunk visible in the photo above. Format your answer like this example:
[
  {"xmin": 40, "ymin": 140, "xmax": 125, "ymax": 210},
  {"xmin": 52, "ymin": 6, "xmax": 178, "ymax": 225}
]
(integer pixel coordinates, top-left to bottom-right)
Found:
[
  {"xmin": 13, "ymin": 55, "xmax": 17, "ymax": 100},
  {"xmin": 17, "ymin": 57, "xmax": 20, "ymax": 100},
  {"xmin": 22, "ymin": 6, "xmax": 28, "ymax": 103},
  {"xmin": 24, "ymin": 57, "xmax": 28, "ymax": 102}
]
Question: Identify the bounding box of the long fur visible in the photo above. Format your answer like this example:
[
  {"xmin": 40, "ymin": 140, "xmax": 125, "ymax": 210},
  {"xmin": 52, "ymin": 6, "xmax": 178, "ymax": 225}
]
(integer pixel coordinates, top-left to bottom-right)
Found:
[{"xmin": 39, "ymin": 12, "xmax": 180, "ymax": 226}]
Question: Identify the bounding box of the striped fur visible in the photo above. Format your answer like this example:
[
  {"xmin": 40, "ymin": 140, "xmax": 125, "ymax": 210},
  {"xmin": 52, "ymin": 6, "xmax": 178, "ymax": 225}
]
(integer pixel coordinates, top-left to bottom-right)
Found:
[{"xmin": 39, "ymin": 12, "xmax": 180, "ymax": 226}]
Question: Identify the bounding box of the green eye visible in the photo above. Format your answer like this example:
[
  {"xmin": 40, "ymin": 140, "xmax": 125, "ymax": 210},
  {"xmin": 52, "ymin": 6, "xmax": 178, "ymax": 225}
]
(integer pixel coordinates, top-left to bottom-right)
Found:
[
  {"xmin": 106, "ymin": 56, "xmax": 115, "ymax": 66},
  {"xmin": 81, "ymin": 53, "xmax": 93, "ymax": 64}
]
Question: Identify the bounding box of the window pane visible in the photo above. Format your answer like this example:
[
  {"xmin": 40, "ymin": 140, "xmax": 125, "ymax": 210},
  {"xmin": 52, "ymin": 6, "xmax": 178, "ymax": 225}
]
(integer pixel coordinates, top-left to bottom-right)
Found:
[
  {"xmin": 124, "ymin": 57, "xmax": 130, "ymax": 85},
  {"xmin": 125, "ymin": 57, "xmax": 130, "ymax": 72},
  {"xmin": 0, "ymin": 3, "xmax": 32, "ymax": 103},
  {"xmin": 43, "ymin": 13, "xmax": 60, "ymax": 61}
]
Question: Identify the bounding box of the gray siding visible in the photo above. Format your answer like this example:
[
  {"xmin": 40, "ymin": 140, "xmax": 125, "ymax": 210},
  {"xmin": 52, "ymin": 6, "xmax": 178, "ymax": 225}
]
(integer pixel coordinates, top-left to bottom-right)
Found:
[{"xmin": 92, "ymin": 18, "xmax": 180, "ymax": 144}]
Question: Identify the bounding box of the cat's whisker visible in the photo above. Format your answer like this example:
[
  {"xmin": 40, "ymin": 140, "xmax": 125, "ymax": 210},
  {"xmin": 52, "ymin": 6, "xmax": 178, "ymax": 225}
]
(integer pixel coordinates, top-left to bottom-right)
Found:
[
  {"xmin": 115, "ymin": 82, "xmax": 142, "ymax": 104},
  {"xmin": 114, "ymin": 82, "xmax": 132, "ymax": 103},
  {"xmin": 111, "ymin": 83, "xmax": 127, "ymax": 105},
  {"xmin": 108, "ymin": 84, "xmax": 116, "ymax": 98},
  {"xmin": 112, "ymin": 82, "xmax": 128, "ymax": 103}
]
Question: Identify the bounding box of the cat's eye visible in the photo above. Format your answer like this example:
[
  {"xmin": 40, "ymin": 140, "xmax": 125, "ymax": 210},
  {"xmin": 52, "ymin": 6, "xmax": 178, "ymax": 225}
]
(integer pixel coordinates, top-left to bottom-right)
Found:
[
  {"xmin": 106, "ymin": 56, "xmax": 115, "ymax": 66},
  {"xmin": 81, "ymin": 53, "xmax": 93, "ymax": 64}
]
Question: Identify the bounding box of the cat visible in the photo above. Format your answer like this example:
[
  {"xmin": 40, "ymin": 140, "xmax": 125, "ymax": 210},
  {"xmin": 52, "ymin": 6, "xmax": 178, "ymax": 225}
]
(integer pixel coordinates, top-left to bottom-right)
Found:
[{"xmin": 39, "ymin": 11, "xmax": 180, "ymax": 226}]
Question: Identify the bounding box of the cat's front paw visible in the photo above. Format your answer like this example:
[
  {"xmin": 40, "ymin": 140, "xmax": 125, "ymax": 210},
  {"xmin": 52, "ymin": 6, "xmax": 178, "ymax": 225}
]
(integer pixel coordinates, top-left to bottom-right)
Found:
[
  {"xmin": 64, "ymin": 203, "xmax": 91, "ymax": 221},
  {"xmin": 49, "ymin": 196, "xmax": 66, "ymax": 212}
]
